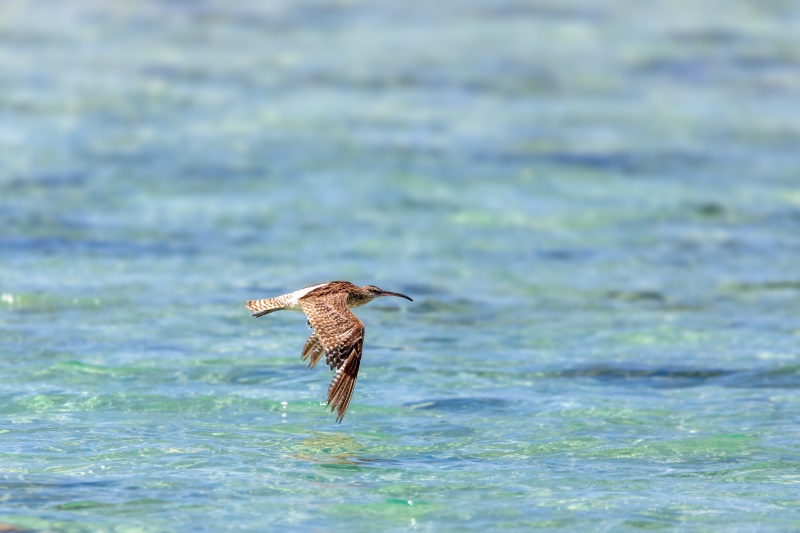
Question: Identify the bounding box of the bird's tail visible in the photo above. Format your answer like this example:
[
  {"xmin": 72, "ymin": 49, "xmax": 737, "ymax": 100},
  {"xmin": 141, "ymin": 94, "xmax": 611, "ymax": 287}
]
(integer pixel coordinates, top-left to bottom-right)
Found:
[{"xmin": 246, "ymin": 297, "xmax": 285, "ymax": 317}]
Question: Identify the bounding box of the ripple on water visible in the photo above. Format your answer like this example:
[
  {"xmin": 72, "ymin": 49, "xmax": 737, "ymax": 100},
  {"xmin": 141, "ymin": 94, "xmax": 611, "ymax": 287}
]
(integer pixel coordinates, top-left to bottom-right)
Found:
[
  {"xmin": 547, "ymin": 364, "xmax": 800, "ymax": 389},
  {"xmin": 405, "ymin": 397, "xmax": 516, "ymax": 413}
]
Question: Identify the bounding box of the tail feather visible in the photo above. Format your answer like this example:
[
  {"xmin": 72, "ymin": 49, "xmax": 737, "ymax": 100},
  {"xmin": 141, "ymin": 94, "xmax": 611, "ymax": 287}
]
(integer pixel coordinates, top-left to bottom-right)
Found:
[{"xmin": 246, "ymin": 298, "xmax": 284, "ymax": 317}]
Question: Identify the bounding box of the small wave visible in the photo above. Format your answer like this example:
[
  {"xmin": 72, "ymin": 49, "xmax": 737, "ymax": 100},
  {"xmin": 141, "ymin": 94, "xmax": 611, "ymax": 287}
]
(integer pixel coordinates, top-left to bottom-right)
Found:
[
  {"xmin": 548, "ymin": 364, "xmax": 800, "ymax": 389},
  {"xmin": 405, "ymin": 397, "xmax": 514, "ymax": 413}
]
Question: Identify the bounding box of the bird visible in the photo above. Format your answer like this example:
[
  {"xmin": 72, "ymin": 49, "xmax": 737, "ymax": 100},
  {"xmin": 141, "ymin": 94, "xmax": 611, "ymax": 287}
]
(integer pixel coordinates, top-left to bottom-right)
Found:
[{"xmin": 245, "ymin": 281, "xmax": 413, "ymax": 423}]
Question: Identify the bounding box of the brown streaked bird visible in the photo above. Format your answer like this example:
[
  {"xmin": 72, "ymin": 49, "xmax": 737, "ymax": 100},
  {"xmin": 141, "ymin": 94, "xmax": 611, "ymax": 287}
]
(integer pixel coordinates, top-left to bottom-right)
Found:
[{"xmin": 245, "ymin": 281, "xmax": 413, "ymax": 423}]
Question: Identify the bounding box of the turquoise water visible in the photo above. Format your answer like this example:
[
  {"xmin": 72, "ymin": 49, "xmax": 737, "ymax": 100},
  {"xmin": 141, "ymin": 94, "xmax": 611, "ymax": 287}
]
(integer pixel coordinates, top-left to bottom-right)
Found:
[{"xmin": 2, "ymin": 0, "xmax": 800, "ymax": 530}]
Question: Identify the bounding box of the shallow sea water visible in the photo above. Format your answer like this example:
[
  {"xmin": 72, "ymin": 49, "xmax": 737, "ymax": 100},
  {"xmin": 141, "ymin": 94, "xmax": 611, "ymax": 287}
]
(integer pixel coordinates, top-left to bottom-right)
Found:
[{"xmin": 2, "ymin": 1, "xmax": 800, "ymax": 531}]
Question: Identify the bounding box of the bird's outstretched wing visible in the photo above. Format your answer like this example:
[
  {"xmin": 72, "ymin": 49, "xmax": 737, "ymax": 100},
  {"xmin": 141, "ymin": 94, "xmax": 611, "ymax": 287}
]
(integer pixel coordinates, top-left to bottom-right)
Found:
[{"xmin": 300, "ymin": 293, "xmax": 364, "ymax": 423}]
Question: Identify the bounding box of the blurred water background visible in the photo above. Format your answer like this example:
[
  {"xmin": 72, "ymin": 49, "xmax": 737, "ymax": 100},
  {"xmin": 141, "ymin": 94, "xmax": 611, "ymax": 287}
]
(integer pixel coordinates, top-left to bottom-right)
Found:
[{"xmin": 2, "ymin": 0, "xmax": 800, "ymax": 530}]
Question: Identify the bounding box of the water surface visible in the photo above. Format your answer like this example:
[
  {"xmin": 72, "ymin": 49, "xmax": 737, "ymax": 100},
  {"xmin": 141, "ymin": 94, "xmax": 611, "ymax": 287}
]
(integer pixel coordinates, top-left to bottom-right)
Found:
[{"xmin": 2, "ymin": 0, "xmax": 800, "ymax": 530}]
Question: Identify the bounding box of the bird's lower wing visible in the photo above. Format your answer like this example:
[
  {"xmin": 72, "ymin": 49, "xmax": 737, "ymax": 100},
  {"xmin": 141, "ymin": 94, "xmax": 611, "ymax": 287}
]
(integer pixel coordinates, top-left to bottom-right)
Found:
[{"xmin": 301, "ymin": 332, "xmax": 326, "ymax": 369}]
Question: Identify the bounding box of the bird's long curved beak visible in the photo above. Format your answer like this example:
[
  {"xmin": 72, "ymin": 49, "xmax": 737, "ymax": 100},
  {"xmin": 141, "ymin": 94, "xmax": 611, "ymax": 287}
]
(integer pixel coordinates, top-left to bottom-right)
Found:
[{"xmin": 380, "ymin": 291, "xmax": 413, "ymax": 301}]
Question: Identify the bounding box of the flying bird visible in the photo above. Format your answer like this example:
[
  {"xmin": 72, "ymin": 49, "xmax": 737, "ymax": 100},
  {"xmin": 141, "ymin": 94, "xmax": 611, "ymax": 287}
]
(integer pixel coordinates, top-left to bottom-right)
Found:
[{"xmin": 246, "ymin": 281, "xmax": 413, "ymax": 423}]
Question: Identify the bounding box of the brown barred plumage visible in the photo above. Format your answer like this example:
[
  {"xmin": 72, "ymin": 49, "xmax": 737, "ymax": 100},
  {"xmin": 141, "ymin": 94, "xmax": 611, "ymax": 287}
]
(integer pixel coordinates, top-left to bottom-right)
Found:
[
  {"xmin": 245, "ymin": 281, "xmax": 412, "ymax": 423},
  {"xmin": 246, "ymin": 294, "xmax": 295, "ymax": 317}
]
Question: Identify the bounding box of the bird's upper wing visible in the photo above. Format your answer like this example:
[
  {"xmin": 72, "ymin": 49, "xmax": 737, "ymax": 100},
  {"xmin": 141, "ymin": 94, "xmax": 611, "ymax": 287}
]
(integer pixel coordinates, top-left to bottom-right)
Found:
[{"xmin": 300, "ymin": 293, "xmax": 364, "ymax": 423}]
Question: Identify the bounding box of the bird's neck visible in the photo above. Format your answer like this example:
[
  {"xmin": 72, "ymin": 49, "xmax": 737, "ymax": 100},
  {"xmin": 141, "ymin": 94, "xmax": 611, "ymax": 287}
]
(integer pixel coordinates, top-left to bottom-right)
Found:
[{"xmin": 346, "ymin": 293, "xmax": 374, "ymax": 308}]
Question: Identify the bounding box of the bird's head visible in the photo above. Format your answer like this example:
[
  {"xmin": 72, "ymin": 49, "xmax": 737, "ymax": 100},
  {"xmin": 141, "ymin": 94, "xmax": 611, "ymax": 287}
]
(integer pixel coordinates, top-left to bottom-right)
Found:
[{"xmin": 361, "ymin": 285, "xmax": 413, "ymax": 302}]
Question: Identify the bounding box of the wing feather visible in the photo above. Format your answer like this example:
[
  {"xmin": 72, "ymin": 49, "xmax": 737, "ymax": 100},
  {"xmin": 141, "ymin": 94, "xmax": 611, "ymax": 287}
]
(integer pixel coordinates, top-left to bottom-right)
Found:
[
  {"xmin": 300, "ymin": 293, "xmax": 364, "ymax": 423},
  {"xmin": 301, "ymin": 332, "xmax": 326, "ymax": 369}
]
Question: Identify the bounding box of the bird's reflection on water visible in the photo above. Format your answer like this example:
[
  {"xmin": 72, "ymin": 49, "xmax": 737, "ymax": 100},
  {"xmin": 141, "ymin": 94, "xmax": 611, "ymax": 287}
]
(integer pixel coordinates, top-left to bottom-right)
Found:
[{"xmin": 289, "ymin": 433, "xmax": 380, "ymax": 466}]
